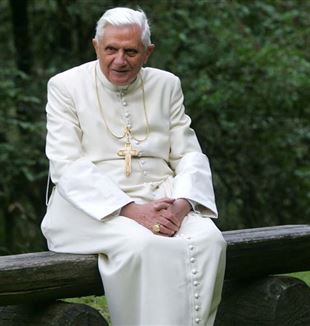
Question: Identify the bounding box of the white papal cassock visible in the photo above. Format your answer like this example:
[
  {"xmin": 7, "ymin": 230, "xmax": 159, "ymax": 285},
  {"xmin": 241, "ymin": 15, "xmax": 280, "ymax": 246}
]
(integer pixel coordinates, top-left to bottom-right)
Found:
[{"xmin": 41, "ymin": 60, "xmax": 226, "ymax": 326}]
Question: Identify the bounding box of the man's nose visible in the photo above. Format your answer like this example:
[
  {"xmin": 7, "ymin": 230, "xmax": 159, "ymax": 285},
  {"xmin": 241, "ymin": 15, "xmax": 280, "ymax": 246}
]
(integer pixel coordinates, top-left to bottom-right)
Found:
[{"xmin": 114, "ymin": 51, "xmax": 126, "ymax": 65}]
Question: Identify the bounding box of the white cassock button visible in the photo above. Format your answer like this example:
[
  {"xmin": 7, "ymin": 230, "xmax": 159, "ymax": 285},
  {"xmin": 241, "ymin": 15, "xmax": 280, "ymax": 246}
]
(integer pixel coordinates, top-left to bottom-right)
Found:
[
  {"xmin": 189, "ymin": 245, "xmax": 194, "ymax": 250},
  {"xmin": 143, "ymin": 171, "xmax": 147, "ymax": 176},
  {"xmin": 195, "ymin": 305, "xmax": 200, "ymax": 311},
  {"xmin": 193, "ymin": 281, "xmax": 199, "ymax": 286},
  {"xmin": 122, "ymin": 101, "xmax": 128, "ymax": 106},
  {"xmin": 190, "ymin": 257, "xmax": 195, "ymax": 263},
  {"xmin": 127, "ymin": 123, "xmax": 132, "ymax": 129},
  {"xmin": 192, "ymin": 269, "xmax": 198, "ymax": 275},
  {"xmin": 135, "ymin": 140, "xmax": 139, "ymax": 145},
  {"xmin": 194, "ymin": 293, "xmax": 199, "ymax": 299},
  {"xmin": 125, "ymin": 112, "xmax": 129, "ymax": 117},
  {"xmin": 140, "ymin": 160, "xmax": 145, "ymax": 165},
  {"xmin": 195, "ymin": 318, "xmax": 200, "ymax": 323}
]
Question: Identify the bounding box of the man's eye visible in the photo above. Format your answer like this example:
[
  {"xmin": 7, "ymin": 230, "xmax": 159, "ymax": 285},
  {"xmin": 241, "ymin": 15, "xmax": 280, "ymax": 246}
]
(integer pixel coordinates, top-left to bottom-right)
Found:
[
  {"xmin": 126, "ymin": 50, "xmax": 138, "ymax": 57},
  {"xmin": 105, "ymin": 47, "xmax": 116, "ymax": 53}
]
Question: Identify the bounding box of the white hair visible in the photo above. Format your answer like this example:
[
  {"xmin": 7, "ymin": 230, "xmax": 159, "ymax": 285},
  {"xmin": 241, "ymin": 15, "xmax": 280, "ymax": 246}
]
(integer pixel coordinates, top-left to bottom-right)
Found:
[{"xmin": 95, "ymin": 7, "xmax": 151, "ymax": 48}]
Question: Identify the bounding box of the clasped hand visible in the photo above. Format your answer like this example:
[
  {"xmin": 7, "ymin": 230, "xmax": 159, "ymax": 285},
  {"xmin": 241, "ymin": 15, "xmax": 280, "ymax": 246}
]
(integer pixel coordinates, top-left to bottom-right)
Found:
[{"xmin": 120, "ymin": 198, "xmax": 191, "ymax": 237}]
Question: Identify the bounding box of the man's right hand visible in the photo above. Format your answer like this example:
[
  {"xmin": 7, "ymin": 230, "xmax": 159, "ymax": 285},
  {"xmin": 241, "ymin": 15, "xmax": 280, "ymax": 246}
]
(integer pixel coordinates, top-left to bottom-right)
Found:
[{"xmin": 120, "ymin": 198, "xmax": 180, "ymax": 236}]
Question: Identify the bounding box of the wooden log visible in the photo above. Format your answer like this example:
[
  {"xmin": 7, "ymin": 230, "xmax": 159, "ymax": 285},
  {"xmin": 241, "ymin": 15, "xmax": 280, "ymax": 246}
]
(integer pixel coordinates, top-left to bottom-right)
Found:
[
  {"xmin": 224, "ymin": 224, "xmax": 310, "ymax": 279},
  {"xmin": 0, "ymin": 251, "xmax": 103, "ymax": 305},
  {"xmin": 0, "ymin": 225, "xmax": 309, "ymax": 305},
  {"xmin": 0, "ymin": 301, "xmax": 108, "ymax": 325},
  {"xmin": 215, "ymin": 276, "xmax": 310, "ymax": 326}
]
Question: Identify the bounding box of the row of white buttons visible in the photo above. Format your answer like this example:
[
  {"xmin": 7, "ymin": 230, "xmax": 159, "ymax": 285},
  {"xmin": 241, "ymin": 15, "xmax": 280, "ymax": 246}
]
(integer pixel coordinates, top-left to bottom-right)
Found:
[
  {"xmin": 179, "ymin": 234, "xmax": 201, "ymax": 324},
  {"xmin": 119, "ymin": 91, "xmax": 131, "ymax": 128}
]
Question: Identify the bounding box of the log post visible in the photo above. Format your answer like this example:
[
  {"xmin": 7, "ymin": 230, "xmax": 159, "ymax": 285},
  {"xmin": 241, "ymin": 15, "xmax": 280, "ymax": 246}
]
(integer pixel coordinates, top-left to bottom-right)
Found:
[
  {"xmin": 215, "ymin": 276, "xmax": 310, "ymax": 326},
  {"xmin": 0, "ymin": 301, "xmax": 109, "ymax": 325}
]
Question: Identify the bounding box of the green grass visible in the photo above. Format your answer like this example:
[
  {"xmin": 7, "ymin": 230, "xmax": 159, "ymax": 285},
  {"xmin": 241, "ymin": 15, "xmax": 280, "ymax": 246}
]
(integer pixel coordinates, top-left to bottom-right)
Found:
[
  {"xmin": 66, "ymin": 295, "xmax": 111, "ymax": 324},
  {"xmin": 285, "ymin": 270, "xmax": 310, "ymax": 286},
  {"xmin": 66, "ymin": 271, "xmax": 310, "ymax": 325}
]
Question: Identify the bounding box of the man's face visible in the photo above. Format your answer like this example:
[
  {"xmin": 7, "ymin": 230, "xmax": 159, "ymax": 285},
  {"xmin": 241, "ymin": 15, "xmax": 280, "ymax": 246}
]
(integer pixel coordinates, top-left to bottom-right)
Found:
[{"xmin": 93, "ymin": 24, "xmax": 154, "ymax": 86}]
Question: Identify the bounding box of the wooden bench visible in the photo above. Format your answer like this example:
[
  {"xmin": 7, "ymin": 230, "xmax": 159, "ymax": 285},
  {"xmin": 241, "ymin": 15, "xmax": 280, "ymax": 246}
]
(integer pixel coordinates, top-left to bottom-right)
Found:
[{"xmin": 0, "ymin": 224, "xmax": 309, "ymax": 325}]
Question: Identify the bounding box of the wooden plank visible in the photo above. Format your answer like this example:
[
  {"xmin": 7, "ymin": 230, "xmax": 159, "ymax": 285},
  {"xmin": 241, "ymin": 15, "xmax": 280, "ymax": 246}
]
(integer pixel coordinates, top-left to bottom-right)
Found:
[{"xmin": 0, "ymin": 224, "xmax": 309, "ymax": 305}]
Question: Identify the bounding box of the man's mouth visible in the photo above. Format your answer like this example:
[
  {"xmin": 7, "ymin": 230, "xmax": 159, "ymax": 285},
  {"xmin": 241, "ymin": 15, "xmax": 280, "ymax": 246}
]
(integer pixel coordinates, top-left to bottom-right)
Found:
[{"xmin": 112, "ymin": 69, "xmax": 129, "ymax": 74}]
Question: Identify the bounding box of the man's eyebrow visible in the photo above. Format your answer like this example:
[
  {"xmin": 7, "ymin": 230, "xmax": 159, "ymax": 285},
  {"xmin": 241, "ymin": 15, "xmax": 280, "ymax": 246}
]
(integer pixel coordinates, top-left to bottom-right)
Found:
[{"xmin": 125, "ymin": 48, "xmax": 138, "ymax": 52}]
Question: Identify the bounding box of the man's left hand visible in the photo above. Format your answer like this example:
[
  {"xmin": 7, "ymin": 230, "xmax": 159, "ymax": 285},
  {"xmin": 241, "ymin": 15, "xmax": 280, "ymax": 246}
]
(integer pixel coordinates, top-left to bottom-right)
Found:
[{"xmin": 159, "ymin": 198, "xmax": 191, "ymax": 235}]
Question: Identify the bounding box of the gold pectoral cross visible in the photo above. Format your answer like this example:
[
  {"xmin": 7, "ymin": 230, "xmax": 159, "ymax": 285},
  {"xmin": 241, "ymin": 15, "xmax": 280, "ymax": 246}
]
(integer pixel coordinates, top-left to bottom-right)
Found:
[{"xmin": 117, "ymin": 142, "xmax": 140, "ymax": 176}]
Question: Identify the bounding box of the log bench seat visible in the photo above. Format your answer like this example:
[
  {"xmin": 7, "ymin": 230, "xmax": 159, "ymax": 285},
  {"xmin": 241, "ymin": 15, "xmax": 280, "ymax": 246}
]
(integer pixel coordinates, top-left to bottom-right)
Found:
[{"xmin": 0, "ymin": 224, "xmax": 309, "ymax": 325}]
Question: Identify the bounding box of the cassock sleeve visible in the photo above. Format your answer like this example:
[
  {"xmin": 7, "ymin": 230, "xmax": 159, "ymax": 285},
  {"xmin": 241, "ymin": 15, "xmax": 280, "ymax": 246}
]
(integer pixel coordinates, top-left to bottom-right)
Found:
[
  {"xmin": 45, "ymin": 76, "xmax": 132, "ymax": 220},
  {"xmin": 168, "ymin": 77, "xmax": 218, "ymax": 218}
]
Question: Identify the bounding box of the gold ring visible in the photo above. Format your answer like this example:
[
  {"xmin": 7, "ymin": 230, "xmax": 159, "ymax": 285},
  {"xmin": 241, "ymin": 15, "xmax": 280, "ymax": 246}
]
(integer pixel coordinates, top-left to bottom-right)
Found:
[{"xmin": 152, "ymin": 223, "xmax": 161, "ymax": 233}]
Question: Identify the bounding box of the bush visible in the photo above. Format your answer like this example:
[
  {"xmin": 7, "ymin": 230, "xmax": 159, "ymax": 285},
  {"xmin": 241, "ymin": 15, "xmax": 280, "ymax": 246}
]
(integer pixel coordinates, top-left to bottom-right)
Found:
[{"xmin": 0, "ymin": 0, "xmax": 309, "ymax": 253}]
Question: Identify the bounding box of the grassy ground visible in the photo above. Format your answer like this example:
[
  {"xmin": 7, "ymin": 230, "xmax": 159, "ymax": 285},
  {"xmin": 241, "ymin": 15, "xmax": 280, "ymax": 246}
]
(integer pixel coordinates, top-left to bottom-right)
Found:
[
  {"xmin": 66, "ymin": 295, "xmax": 111, "ymax": 324},
  {"xmin": 286, "ymin": 270, "xmax": 310, "ymax": 286},
  {"xmin": 67, "ymin": 271, "xmax": 310, "ymax": 324}
]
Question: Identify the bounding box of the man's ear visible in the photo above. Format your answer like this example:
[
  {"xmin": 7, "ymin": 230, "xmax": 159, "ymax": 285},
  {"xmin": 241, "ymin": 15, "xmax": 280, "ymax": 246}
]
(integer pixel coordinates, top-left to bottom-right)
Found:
[
  {"xmin": 144, "ymin": 44, "xmax": 155, "ymax": 64},
  {"xmin": 92, "ymin": 38, "xmax": 99, "ymax": 58}
]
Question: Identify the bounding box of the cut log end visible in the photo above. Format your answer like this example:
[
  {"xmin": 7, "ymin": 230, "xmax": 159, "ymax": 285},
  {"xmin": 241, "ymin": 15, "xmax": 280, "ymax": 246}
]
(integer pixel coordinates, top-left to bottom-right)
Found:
[{"xmin": 215, "ymin": 276, "xmax": 310, "ymax": 326}]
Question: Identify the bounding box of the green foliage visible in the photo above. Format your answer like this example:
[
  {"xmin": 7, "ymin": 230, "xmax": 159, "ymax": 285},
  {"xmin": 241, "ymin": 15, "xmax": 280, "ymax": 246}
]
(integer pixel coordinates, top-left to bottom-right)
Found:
[
  {"xmin": 0, "ymin": 67, "xmax": 47, "ymax": 253},
  {"xmin": 148, "ymin": 0, "xmax": 310, "ymax": 229},
  {"xmin": 0, "ymin": 0, "xmax": 309, "ymax": 253}
]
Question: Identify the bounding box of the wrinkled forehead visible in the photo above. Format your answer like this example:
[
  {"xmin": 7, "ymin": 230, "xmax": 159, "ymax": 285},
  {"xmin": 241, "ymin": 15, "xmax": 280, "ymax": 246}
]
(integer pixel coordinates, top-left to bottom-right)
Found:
[
  {"xmin": 98, "ymin": 24, "xmax": 145, "ymax": 47},
  {"xmin": 99, "ymin": 23, "xmax": 142, "ymax": 40}
]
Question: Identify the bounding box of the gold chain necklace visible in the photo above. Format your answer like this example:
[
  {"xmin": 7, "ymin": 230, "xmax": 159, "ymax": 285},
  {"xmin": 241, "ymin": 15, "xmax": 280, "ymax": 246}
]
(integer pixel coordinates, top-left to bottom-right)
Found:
[{"xmin": 95, "ymin": 64, "xmax": 150, "ymax": 176}]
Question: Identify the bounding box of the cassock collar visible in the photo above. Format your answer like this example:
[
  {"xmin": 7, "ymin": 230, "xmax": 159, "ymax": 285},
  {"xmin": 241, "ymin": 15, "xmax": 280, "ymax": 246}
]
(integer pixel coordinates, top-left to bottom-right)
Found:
[{"xmin": 95, "ymin": 60, "xmax": 143, "ymax": 93}]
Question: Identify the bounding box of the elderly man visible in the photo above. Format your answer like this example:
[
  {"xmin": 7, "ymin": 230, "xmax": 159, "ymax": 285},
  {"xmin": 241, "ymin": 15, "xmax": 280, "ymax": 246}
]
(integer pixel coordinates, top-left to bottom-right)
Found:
[{"xmin": 41, "ymin": 7, "xmax": 226, "ymax": 326}]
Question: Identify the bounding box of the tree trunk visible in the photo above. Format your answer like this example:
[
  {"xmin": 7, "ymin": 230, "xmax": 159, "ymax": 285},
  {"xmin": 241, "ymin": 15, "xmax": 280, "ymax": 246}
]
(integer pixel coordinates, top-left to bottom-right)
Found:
[
  {"xmin": 9, "ymin": 0, "xmax": 33, "ymax": 73},
  {"xmin": 56, "ymin": 0, "xmax": 73, "ymax": 53}
]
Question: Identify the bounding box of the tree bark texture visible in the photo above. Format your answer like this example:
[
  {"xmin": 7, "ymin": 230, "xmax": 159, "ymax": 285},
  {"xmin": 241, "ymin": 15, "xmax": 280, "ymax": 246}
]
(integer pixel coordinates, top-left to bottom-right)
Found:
[
  {"xmin": 215, "ymin": 276, "xmax": 310, "ymax": 326},
  {"xmin": 0, "ymin": 301, "xmax": 108, "ymax": 326}
]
